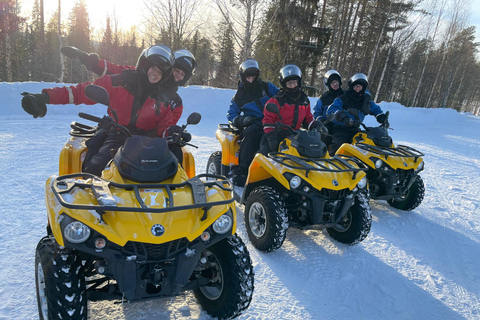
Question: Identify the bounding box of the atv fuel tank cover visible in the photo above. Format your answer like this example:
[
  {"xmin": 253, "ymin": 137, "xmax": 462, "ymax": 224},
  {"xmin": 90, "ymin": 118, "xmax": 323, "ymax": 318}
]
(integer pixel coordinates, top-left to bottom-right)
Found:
[{"xmin": 151, "ymin": 224, "xmax": 165, "ymax": 236}]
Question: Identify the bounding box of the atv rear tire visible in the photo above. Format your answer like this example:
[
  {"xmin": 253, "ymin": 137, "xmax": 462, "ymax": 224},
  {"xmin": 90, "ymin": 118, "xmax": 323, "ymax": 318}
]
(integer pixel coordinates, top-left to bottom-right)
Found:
[
  {"xmin": 327, "ymin": 193, "xmax": 372, "ymax": 245},
  {"xmin": 245, "ymin": 186, "xmax": 288, "ymax": 252},
  {"xmin": 206, "ymin": 151, "xmax": 222, "ymax": 176},
  {"xmin": 387, "ymin": 175, "xmax": 425, "ymax": 211},
  {"xmin": 194, "ymin": 234, "xmax": 254, "ymax": 319},
  {"xmin": 35, "ymin": 236, "xmax": 87, "ymax": 320}
]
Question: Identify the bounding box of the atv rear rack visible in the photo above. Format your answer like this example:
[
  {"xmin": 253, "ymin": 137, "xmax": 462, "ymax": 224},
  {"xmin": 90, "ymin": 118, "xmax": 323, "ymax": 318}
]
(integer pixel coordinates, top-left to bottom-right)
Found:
[
  {"xmin": 267, "ymin": 153, "xmax": 367, "ymax": 179},
  {"xmin": 355, "ymin": 143, "xmax": 424, "ymax": 161},
  {"xmin": 51, "ymin": 173, "xmax": 234, "ymax": 220}
]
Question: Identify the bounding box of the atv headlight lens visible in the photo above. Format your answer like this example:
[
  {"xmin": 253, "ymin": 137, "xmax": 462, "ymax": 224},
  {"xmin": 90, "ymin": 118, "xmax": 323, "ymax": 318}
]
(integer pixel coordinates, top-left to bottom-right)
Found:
[
  {"xmin": 415, "ymin": 161, "xmax": 424, "ymax": 172},
  {"xmin": 357, "ymin": 176, "xmax": 367, "ymax": 189},
  {"xmin": 289, "ymin": 175, "xmax": 302, "ymax": 189},
  {"xmin": 64, "ymin": 221, "xmax": 91, "ymax": 244},
  {"xmin": 213, "ymin": 213, "xmax": 233, "ymax": 234},
  {"xmin": 375, "ymin": 159, "xmax": 383, "ymax": 169}
]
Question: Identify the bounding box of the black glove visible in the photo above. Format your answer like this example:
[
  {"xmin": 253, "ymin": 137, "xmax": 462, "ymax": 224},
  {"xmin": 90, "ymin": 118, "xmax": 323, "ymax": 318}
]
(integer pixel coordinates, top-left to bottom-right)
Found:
[
  {"xmin": 181, "ymin": 131, "xmax": 192, "ymax": 142},
  {"xmin": 167, "ymin": 125, "xmax": 182, "ymax": 136},
  {"xmin": 242, "ymin": 116, "xmax": 256, "ymax": 127},
  {"xmin": 310, "ymin": 120, "xmax": 328, "ymax": 134},
  {"xmin": 61, "ymin": 46, "xmax": 101, "ymax": 74},
  {"xmin": 21, "ymin": 92, "xmax": 49, "ymax": 118},
  {"xmin": 336, "ymin": 111, "xmax": 354, "ymax": 126},
  {"xmin": 376, "ymin": 113, "xmax": 387, "ymax": 124},
  {"xmin": 232, "ymin": 116, "xmax": 245, "ymax": 130},
  {"xmin": 266, "ymin": 131, "xmax": 279, "ymax": 152}
]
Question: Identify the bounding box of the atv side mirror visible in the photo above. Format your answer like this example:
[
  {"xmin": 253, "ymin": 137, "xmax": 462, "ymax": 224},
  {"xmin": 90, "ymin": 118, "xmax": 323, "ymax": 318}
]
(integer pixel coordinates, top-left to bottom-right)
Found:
[
  {"xmin": 85, "ymin": 85, "xmax": 110, "ymax": 107},
  {"xmin": 348, "ymin": 108, "xmax": 359, "ymax": 118},
  {"xmin": 187, "ymin": 112, "xmax": 201, "ymax": 125},
  {"xmin": 265, "ymin": 103, "xmax": 280, "ymax": 115}
]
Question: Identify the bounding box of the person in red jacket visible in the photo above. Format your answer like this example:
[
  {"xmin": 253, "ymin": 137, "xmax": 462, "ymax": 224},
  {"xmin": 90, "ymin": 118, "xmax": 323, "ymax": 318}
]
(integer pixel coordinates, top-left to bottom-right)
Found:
[
  {"xmin": 59, "ymin": 46, "xmax": 197, "ymax": 126},
  {"xmin": 260, "ymin": 64, "xmax": 319, "ymax": 154},
  {"xmin": 20, "ymin": 44, "xmax": 178, "ymax": 176}
]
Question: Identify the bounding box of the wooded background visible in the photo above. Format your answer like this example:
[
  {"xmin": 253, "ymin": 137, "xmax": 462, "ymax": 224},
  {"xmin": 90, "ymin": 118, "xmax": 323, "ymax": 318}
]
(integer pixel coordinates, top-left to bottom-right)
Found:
[{"xmin": 1, "ymin": 0, "xmax": 479, "ymax": 115}]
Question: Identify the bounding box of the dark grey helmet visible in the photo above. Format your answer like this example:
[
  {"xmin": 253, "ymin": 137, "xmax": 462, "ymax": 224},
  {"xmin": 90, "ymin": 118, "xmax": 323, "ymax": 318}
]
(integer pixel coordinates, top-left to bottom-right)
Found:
[
  {"xmin": 279, "ymin": 64, "xmax": 302, "ymax": 88},
  {"xmin": 324, "ymin": 69, "xmax": 342, "ymax": 88},
  {"xmin": 348, "ymin": 73, "xmax": 368, "ymax": 90},
  {"xmin": 239, "ymin": 59, "xmax": 260, "ymax": 83},
  {"xmin": 173, "ymin": 49, "xmax": 197, "ymax": 86}
]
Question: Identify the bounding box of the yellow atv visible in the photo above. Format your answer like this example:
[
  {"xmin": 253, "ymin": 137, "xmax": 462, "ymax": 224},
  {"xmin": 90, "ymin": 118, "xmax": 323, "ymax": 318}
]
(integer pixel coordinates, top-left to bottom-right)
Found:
[
  {"xmin": 214, "ymin": 104, "xmax": 371, "ymax": 252},
  {"xmin": 35, "ymin": 85, "xmax": 254, "ymax": 320},
  {"xmin": 335, "ymin": 110, "xmax": 425, "ymax": 211}
]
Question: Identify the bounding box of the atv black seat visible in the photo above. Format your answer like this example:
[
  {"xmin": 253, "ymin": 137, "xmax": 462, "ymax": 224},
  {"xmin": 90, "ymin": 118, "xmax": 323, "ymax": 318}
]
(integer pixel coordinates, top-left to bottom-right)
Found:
[
  {"xmin": 268, "ymin": 152, "xmax": 367, "ymax": 179},
  {"xmin": 113, "ymin": 136, "xmax": 178, "ymax": 183},
  {"xmin": 69, "ymin": 121, "xmax": 97, "ymax": 137},
  {"xmin": 218, "ymin": 123, "xmax": 240, "ymax": 134},
  {"xmin": 355, "ymin": 143, "xmax": 424, "ymax": 162}
]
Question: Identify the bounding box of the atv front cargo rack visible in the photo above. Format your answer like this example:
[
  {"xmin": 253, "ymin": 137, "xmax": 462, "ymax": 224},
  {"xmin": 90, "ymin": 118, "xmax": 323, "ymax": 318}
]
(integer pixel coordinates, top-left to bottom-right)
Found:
[
  {"xmin": 51, "ymin": 173, "xmax": 234, "ymax": 220},
  {"xmin": 218, "ymin": 123, "xmax": 241, "ymax": 133},
  {"xmin": 355, "ymin": 143, "xmax": 424, "ymax": 161},
  {"xmin": 267, "ymin": 153, "xmax": 367, "ymax": 179}
]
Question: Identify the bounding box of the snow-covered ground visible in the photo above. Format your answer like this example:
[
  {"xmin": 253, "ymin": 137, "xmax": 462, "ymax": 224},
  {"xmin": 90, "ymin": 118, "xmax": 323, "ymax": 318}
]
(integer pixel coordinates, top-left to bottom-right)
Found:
[{"xmin": 0, "ymin": 81, "xmax": 479, "ymax": 320}]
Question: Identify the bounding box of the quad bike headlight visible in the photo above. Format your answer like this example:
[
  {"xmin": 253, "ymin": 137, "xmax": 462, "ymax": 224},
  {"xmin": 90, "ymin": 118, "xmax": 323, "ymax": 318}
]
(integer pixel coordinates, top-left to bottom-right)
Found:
[
  {"xmin": 357, "ymin": 176, "xmax": 367, "ymax": 189},
  {"xmin": 213, "ymin": 212, "xmax": 233, "ymax": 234},
  {"xmin": 415, "ymin": 161, "xmax": 424, "ymax": 172},
  {"xmin": 375, "ymin": 159, "xmax": 383, "ymax": 169},
  {"xmin": 289, "ymin": 175, "xmax": 302, "ymax": 189},
  {"xmin": 63, "ymin": 221, "xmax": 91, "ymax": 243}
]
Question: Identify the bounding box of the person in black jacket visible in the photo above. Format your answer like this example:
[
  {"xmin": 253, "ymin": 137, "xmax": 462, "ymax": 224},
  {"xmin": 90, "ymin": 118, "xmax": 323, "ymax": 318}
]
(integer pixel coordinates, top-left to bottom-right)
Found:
[
  {"xmin": 226, "ymin": 59, "xmax": 279, "ymax": 186},
  {"xmin": 313, "ymin": 70, "xmax": 344, "ymax": 147}
]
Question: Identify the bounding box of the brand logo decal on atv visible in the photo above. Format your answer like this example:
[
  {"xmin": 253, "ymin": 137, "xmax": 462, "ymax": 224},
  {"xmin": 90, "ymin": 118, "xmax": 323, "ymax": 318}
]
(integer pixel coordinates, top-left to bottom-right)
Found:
[
  {"xmin": 151, "ymin": 224, "xmax": 165, "ymax": 236},
  {"xmin": 403, "ymin": 162, "xmax": 408, "ymax": 167},
  {"xmin": 332, "ymin": 179, "xmax": 339, "ymax": 186},
  {"xmin": 141, "ymin": 159, "xmax": 158, "ymax": 163}
]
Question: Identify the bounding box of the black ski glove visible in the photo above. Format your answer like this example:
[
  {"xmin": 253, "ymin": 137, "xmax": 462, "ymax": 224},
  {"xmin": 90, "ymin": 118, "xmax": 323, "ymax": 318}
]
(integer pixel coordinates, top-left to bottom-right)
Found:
[
  {"xmin": 376, "ymin": 113, "xmax": 387, "ymax": 124},
  {"xmin": 242, "ymin": 116, "xmax": 256, "ymax": 127},
  {"xmin": 61, "ymin": 46, "xmax": 101, "ymax": 74},
  {"xmin": 232, "ymin": 116, "xmax": 245, "ymax": 130},
  {"xmin": 336, "ymin": 111, "xmax": 354, "ymax": 126},
  {"xmin": 167, "ymin": 125, "xmax": 182, "ymax": 136},
  {"xmin": 266, "ymin": 131, "xmax": 279, "ymax": 152},
  {"xmin": 21, "ymin": 92, "xmax": 49, "ymax": 118}
]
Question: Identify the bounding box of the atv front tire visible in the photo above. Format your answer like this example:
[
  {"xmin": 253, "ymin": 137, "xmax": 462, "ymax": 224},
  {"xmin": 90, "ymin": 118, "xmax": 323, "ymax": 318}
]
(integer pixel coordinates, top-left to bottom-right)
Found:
[
  {"xmin": 194, "ymin": 234, "xmax": 254, "ymax": 319},
  {"xmin": 206, "ymin": 151, "xmax": 222, "ymax": 176},
  {"xmin": 245, "ymin": 186, "xmax": 288, "ymax": 252},
  {"xmin": 387, "ymin": 175, "xmax": 425, "ymax": 211},
  {"xmin": 327, "ymin": 193, "xmax": 372, "ymax": 245},
  {"xmin": 35, "ymin": 236, "xmax": 87, "ymax": 320}
]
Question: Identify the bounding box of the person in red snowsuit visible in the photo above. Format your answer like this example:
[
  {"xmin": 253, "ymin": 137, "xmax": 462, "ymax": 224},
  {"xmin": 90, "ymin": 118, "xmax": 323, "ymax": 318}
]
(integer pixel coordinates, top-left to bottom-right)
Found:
[
  {"xmin": 59, "ymin": 46, "xmax": 197, "ymax": 126},
  {"xmin": 260, "ymin": 64, "xmax": 319, "ymax": 154},
  {"xmin": 21, "ymin": 45, "xmax": 179, "ymax": 176}
]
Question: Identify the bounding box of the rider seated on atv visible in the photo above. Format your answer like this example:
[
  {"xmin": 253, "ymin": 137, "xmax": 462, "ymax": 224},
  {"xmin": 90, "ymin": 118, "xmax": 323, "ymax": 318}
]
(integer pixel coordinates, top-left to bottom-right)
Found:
[
  {"xmin": 59, "ymin": 46, "xmax": 197, "ymax": 127},
  {"xmin": 326, "ymin": 73, "xmax": 388, "ymax": 155},
  {"xmin": 260, "ymin": 64, "xmax": 321, "ymax": 154},
  {"xmin": 313, "ymin": 70, "xmax": 344, "ymax": 148},
  {"xmin": 226, "ymin": 59, "xmax": 279, "ymax": 186},
  {"xmin": 21, "ymin": 44, "xmax": 186, "ymax": 176}
]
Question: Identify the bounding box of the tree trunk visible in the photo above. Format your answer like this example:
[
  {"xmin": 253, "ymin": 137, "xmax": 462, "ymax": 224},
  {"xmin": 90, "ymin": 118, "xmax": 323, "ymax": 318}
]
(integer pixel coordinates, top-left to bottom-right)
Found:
[
  {"xmin": 367, "ymin": 0, "xmax": 392, "ymax": 77},
  {"xmin": 346, "ymin": 0, "xmax": 367, "ymax": 77},
  {"xmin": 58, "ymin": 0, "xmax": 65, "ymax": 82}
]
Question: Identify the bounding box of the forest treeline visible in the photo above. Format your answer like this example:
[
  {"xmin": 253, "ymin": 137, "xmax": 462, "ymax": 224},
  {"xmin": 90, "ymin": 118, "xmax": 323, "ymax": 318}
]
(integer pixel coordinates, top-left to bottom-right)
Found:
[{"xmin": 1, "ymin": 0, "xmax": 479, "ymax": 115}]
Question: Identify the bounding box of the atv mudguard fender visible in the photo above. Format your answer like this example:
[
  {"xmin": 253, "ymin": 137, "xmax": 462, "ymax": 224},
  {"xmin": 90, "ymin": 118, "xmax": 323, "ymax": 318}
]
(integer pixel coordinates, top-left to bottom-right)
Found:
[
  {"xmin": 215, "ymin": 127, "xmax": 240, "ymax": 168},
  {"xmin": 182, "ymin": 146, "xmax": 195, "ymax": 179},
  {"xmin": 45, "ymin": 169, "xmax": 236, "ymax": 247}
]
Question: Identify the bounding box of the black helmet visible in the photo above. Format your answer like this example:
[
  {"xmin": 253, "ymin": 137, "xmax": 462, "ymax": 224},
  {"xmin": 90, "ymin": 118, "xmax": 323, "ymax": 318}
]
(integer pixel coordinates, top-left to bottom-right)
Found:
[
  {"xmin": 348, "ymin": 73, "xmax": 368, "ymax": 91},
  {"xmin": 239, "ymin": 59, "xmax": 260, "ymax": 83},
  {"xmin": 173, "ymin": 49, "xmax": 197, "ymax": 86},
  {"xmin": 324, "ymin": 69, "xmax": 342, "ymax": 89},
  {"xmin": 279, "ymin": 64, "xmax": 302, "ymax": 88},
  {"xmin": 136, "ymin": 45, "xmax": 174, "ymax": 84}
]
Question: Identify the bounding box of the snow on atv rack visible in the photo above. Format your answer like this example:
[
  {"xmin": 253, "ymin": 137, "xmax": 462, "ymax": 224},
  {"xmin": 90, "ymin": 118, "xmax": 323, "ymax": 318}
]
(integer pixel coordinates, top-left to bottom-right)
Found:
[
  {"xmin": 51, "ymin": 173, "xmax": 234, "ymax": 221},
  {"xmin": 355, "ymin": 143, "xmax": 424, "ymax": 161},
  {"xmin": 267, "ymin": 152, "xmax": 368, "ymax": 179}
]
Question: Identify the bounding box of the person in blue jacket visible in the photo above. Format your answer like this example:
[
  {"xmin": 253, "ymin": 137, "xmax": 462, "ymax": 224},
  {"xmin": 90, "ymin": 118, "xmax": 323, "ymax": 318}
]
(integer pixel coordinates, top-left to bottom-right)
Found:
[
  {"xmin": 326, "ymin": 73, "xmax": 388, "ymax": 154},
  {"xmin": 226, "ymin": 59, "xmax": 279, "ymax": 186},
  {"xmin": 313, "ymin": 70, "xmax": 344, "ymax": 147}
]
